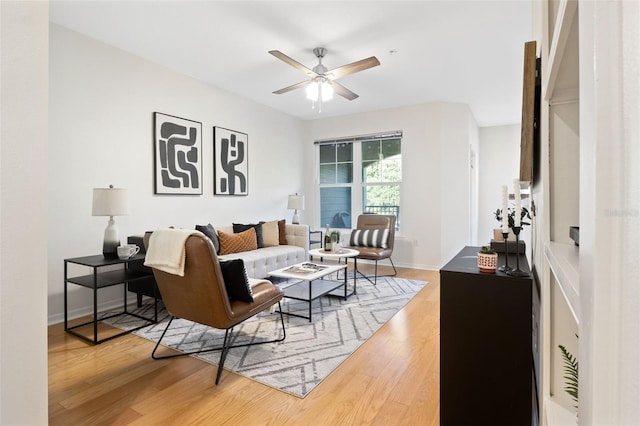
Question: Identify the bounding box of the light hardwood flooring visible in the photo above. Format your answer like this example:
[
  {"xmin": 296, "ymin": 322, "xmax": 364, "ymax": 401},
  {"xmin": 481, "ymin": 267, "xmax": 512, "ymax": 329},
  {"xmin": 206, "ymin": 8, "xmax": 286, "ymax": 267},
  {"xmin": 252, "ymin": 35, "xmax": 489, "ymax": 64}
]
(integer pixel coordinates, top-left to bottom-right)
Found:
[{"xmin": 48, "ymin": 264, "xmax": 440, "ymax": 425}]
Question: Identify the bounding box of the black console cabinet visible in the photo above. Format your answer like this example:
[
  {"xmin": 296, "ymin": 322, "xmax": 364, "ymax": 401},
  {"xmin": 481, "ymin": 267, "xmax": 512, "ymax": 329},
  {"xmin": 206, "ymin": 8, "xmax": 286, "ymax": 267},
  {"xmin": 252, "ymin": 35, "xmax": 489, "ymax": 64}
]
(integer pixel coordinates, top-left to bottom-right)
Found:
[{"xmin": 440, "ymin": 246, "xmax": 534, "ymax": 426}]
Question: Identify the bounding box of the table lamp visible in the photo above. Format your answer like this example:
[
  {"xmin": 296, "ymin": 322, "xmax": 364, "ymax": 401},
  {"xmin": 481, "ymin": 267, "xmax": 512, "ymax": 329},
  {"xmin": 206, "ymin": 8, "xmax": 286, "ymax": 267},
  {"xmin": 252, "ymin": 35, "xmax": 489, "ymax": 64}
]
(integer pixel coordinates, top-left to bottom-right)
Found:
[
  {"xmin": 92, "ymin": 185, "xmax": 129, "ymax": 258},
  {"xmin": 287, "ymin": 194, "xmax": 304, "ymax": 224}
]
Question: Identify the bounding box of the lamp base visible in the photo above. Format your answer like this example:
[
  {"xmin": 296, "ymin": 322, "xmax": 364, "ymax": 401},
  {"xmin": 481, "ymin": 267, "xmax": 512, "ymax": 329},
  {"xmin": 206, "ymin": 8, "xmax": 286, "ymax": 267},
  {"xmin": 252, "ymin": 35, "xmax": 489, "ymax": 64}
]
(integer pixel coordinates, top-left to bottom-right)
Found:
[
  {"xmin": 292, "ymin": 211, "xmax": 300, "ymax": 224},
  {"xmin": 102, "ymin": 217, "xmax": 120, "ymax": 259},
  {"xmin": 103, "ymin": 242, "xmax": 119, "ymax": 259}
]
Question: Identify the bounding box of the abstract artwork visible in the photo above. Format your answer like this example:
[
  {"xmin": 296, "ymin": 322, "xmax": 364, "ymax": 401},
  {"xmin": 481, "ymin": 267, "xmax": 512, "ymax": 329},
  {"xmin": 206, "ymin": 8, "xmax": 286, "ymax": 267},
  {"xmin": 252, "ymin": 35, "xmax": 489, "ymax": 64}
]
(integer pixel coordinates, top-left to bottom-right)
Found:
[
  {"xmin": 214, "ymin": 127, "xmax": 248, "ymax": 195},
  {"xmin": 154, "ymin": 113, "xmax": 202, "ymax": 195}
]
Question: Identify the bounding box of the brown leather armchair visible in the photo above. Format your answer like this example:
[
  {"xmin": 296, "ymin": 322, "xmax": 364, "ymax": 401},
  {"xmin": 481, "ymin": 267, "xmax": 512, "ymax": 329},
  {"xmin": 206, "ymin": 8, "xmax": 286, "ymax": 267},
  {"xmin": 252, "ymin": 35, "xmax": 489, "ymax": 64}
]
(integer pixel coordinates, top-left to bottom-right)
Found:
[
  {"xmin": 148, "ymin": 232, "xmax": 286, "ymax": 385},
  {"xmin": 346, "ymin": 214, "xmax": 397, "ymax": 285}
]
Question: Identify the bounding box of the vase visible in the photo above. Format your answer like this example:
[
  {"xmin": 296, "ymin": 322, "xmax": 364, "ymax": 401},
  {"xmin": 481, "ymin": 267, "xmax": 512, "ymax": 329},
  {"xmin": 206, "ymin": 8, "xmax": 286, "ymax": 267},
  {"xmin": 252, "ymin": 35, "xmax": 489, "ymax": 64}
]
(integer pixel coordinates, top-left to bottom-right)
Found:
[{"xmin": 477, "ymin": 252, "xmax": 498, "ymax": 273}]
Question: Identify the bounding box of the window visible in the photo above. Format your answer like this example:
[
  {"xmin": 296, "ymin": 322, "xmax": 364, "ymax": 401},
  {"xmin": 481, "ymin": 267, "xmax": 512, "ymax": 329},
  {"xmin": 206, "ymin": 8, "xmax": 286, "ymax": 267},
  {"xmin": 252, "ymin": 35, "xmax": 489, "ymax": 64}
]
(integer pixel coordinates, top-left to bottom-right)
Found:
[{"xmin": 317, "ymin": 132, "xmax": 402, "ymax": 230}]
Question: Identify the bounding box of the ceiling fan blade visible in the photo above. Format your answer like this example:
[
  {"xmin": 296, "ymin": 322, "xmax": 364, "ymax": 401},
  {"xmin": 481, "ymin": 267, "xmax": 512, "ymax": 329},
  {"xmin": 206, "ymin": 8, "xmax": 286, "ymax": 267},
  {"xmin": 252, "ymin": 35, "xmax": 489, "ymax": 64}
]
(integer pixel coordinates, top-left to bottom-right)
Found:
[
  {"xmin": 272, "ymin": 80, "xmax": 309, "ymax": 95},
  {"xmin": 332, "ymin": 81, "xmax": 359, "ymax": 101},
  {"xmin": 327, "ymin": 56, "xmax": 380, "ymax": 80},
  {"xmin": 269, "ymin": 50, "xmax": 317, "ymax": 76}
]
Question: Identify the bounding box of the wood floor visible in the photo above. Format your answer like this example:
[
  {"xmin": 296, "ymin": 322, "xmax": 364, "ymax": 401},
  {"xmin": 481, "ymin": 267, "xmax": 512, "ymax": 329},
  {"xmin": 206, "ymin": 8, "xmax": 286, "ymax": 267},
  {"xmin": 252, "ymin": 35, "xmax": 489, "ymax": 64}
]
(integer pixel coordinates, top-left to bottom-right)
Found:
[{"xmin": 48, "ymin": 264, "xmax": 441, "ymax": 425}]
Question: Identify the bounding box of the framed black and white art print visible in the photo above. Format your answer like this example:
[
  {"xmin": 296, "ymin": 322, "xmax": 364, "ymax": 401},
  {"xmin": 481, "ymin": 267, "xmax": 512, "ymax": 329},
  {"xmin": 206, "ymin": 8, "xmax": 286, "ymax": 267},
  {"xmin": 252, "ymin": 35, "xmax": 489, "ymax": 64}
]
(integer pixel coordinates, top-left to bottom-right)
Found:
[
  {"xmin": 154, "ymin": 112, "xmax": 203, "ymax": 195},
  {"xmin": 214, "ymin": 127, "xmax": 248, "ymax": 196}
]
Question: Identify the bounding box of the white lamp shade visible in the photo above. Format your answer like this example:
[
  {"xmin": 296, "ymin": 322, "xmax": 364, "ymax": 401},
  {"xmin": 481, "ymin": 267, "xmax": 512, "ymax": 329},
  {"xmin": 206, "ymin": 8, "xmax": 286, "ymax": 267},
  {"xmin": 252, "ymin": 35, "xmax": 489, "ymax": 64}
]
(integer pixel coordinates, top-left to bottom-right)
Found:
[
  {"xmin": 287, "ymin": 194, "xmax": 305, "ymax": 211},
  {"xmin": 92, "ymin": 187, "xmax": 129, "ymax": 216}
]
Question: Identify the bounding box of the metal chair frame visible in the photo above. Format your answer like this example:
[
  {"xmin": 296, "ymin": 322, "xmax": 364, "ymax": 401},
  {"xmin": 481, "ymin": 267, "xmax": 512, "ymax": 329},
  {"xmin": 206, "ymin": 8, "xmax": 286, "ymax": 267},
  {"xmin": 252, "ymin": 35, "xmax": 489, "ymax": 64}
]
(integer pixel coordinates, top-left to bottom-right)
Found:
[{"xmin": 151, "ymin": 302, "xmax": 286, "ymax": 384}]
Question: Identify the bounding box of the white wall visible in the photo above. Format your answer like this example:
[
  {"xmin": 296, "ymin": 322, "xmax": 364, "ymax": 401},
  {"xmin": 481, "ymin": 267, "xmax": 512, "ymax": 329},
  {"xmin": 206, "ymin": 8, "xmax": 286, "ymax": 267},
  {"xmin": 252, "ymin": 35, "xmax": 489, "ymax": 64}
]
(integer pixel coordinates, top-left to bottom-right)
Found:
[
  {"xmin": 48, "ymin": 25, "xmax": 306, "ymax": 324},
  {"xmin": 306, "ymin": 102, "xmax": 477, "ymax": 269},
  {"xmin": 477, "ymin": 125, "xmax": 522, "ymax": 246},
  {"xmin": 0, "ymin": 1, "xmax": 49, "ymax": 424}
]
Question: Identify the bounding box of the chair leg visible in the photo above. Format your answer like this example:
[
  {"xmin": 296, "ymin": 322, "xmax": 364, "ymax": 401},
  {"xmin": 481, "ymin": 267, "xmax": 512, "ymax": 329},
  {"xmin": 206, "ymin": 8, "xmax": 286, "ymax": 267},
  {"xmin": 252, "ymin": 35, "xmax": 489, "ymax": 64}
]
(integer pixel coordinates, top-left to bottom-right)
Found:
[
  {"xmin": 388, "ymin": 257, "xmax": 398, "ymax": 277},
  {"xmin": 356, "ymin": 258, "xmax": 397, "ymax": 286},
  {"xmin": 215, "ymin": 329, "xmax": 232, "ymax": 385},
  {"xmin": 151, "ymin": 302, "xmax": 287, "ymax": 385},
  {"xmin": 151, "ymin": 315, "xmax": 177, "ymax": 359},
  {"xmin": 215, "ymin": 302, "xmax": 286, "ymax": 384}
]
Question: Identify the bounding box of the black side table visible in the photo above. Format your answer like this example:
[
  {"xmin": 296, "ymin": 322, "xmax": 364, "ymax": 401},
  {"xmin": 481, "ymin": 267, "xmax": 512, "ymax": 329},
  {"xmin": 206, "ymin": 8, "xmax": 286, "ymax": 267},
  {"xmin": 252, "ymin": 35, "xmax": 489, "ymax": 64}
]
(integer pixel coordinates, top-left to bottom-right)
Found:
[
  {"xmin": 309, "ymin": 230, "xmax": 323, "ymax": 249},
  {"xmin": 64, "ymin": 253, "xmax": 158, "ymax": 344}
]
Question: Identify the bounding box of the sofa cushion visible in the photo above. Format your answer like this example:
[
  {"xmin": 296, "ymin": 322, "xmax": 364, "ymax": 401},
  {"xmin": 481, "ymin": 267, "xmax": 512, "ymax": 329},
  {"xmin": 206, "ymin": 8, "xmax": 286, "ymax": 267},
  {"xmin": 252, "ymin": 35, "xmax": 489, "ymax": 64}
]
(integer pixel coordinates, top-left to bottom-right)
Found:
[
  {"xmin": 218, "ymin": 228, "xmax": 257, "ymax": 255},
  {"xmin": 195, "ymin": 223, "xmax": 220, "ymax": 254},
  {"xmin": 233, "ymin": 223, "xmax": 264, "ymax": 248},
  {"xmin": 349, "ymin": 228, "xmax": 389, "ymax": 248},
  {"xmin": 218, "ymin": 245, "xmax": 307, "ymax": 279},
  {"xmin": 259, "ymin": 220, "xmax": 280, "ymax": 247},
  {"xmin": 219, "ymin": 259, "xmax": 253, "ymax": 303}
]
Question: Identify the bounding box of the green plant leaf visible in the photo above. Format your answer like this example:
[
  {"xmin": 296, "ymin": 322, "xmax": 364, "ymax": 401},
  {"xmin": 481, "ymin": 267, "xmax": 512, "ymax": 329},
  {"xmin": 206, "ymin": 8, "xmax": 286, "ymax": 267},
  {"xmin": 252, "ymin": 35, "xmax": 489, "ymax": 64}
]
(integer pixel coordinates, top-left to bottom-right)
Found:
[{"xmin": 559, "ymin": 344, "xmax": 579, "ymax": 404}]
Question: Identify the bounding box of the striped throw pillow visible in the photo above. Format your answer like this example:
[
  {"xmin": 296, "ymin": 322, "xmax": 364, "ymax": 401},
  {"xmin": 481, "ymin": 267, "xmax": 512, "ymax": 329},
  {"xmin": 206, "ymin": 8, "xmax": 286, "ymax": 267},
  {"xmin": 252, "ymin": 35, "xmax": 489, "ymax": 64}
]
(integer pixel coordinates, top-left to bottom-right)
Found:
[{"xmin": 350, "ymin": 228, "xmax": 389, "ymax": 248}]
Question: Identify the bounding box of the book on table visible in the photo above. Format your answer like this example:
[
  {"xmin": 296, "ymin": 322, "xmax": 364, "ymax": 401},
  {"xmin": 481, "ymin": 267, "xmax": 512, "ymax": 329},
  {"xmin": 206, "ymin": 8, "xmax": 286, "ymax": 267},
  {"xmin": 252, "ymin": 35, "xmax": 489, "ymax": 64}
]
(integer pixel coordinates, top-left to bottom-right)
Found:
[{"xmin": 284, "ymin": 263, "xmax": 327, "ymax": 275}]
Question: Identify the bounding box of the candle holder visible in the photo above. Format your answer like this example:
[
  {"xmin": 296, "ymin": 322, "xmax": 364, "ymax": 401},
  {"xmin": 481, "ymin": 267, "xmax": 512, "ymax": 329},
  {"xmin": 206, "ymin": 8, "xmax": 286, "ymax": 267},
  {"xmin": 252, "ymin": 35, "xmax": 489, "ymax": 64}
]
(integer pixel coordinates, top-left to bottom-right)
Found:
[
  {"xmin": 507, "ymin": 226, "xmax": 529, "ymax": 277},
  {"xmin": 498, "ymin": 231, "xmax": 511, "ymax": 273}
]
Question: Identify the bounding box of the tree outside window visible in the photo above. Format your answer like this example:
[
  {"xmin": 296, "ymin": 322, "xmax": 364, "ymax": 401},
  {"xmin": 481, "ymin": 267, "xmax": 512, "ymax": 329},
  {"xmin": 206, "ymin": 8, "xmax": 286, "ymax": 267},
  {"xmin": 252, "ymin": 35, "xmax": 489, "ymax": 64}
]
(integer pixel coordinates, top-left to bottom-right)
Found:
[{"xmin": 318, "ymin": 134, "xmax": 401, "ymax": 230}]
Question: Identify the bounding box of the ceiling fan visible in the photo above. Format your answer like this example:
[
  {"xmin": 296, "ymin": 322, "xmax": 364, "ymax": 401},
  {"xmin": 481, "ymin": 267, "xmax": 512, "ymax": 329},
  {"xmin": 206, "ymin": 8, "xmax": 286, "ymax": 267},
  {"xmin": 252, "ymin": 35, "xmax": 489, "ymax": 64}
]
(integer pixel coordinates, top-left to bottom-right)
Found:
[{"xmin": 269, "ymin": 47, "xmax": 380, "ymax": 102}]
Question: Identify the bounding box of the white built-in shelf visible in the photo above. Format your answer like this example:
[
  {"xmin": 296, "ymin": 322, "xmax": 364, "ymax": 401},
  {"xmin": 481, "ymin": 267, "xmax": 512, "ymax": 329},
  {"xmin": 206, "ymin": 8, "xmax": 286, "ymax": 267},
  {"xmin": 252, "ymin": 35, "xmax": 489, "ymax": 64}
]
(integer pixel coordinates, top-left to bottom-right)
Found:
[
  {"xmin": 545, "ymin": 396, "xmax": 578, "ymax": 426},
  {"xmin": 545, "ymin": 242, "xmax": 580, "ymax": 324},
  {"xmin": 544, "ymin": 0, "xmax": 578, "ymax": 101}
]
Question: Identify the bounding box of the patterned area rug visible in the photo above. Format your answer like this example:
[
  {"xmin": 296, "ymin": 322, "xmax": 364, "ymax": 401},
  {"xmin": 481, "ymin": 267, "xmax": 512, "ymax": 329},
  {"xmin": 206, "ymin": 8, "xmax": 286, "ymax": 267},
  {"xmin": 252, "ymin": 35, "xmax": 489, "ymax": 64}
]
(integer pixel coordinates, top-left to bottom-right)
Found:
[{"xmin": 105, "ymin": 276, "xmax": 427, "ymax": 398}]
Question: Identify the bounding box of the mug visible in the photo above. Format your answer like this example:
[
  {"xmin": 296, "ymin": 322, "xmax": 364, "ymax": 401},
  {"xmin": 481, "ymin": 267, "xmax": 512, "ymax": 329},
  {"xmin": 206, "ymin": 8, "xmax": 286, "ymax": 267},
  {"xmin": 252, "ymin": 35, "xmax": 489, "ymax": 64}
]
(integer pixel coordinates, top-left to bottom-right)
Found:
[{"xmin": 117, "ymin": 244, "xmax": 140, "ymax": 259}]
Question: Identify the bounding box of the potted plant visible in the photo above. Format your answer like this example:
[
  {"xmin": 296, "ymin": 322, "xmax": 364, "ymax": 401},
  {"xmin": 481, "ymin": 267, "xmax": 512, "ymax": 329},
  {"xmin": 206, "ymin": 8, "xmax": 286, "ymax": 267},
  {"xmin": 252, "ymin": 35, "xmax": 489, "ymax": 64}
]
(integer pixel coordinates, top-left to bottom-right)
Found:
[
  {"xmin": 559, "ymin": 334, "xmax": 579, "ymax": 414},
  {"xmin": 477, "ymin": 245, "xmax": 498, "ymax": 273}
]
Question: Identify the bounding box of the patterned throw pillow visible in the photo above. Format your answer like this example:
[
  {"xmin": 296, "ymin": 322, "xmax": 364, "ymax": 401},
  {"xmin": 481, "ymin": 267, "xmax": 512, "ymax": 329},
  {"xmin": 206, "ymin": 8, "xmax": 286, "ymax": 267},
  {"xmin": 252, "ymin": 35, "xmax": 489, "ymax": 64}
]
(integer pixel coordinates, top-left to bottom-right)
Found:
[
  {"xmin": 232, "ymin": 223, "xmax": 264, "ymax": 248},
  {"xmin": 219, "ymin": 259, "xmax": 253, "ymax": 303},
  {"xmin": 218, "ymin": 228, "xmax": 258, "ymax": 255},
  {"xmin": 350, "ymin": 228, "xmax": 389, "ymax": 248}
]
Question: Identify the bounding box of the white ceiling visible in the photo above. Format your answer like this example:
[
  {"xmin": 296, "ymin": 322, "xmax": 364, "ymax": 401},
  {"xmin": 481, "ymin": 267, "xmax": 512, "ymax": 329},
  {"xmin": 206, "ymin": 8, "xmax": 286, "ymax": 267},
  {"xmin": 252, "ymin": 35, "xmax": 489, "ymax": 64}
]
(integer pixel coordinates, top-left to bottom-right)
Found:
[{"xmin": 49, "ymin": 0, "xmax": 533, "ymax": 126}]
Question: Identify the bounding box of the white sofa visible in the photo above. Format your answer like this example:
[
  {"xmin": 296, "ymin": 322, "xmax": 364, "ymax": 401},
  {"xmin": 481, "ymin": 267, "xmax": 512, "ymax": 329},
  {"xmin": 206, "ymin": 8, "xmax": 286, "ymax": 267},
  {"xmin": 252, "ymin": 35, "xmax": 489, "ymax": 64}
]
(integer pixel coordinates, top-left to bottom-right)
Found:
[
  {"xmin": 216, "ymin": 223, "xmax": 309, "ymax": 278},
  {"xmin": 127, "ymin": 224, "xmax": 309, "ymax": 306}
]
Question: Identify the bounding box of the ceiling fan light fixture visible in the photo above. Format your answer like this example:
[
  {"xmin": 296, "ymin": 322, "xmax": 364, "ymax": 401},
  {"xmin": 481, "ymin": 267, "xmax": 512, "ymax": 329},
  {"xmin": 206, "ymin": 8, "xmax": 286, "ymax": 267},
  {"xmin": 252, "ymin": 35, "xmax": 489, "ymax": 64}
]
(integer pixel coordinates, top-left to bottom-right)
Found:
[
  {"xmin": 306, "ymin": 80, "xmax": 320, "ymax": 101},
  {"xmin": 270, "ymin": 47, "xmax": 379, "ymax": 108},
  {"xmin": 321, "ymin": 81, "xmax": 334, "ymax": 101},
  {"xmin": 306, "ymin": 78, "xmax": 333, "ymax": 103}
]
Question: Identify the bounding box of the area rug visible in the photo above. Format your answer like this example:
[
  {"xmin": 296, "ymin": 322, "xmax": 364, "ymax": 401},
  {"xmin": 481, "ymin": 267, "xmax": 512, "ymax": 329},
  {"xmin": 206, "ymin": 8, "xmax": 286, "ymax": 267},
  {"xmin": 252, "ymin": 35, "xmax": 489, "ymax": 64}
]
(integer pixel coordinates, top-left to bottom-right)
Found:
[{"xmin": 104, "ymin": 276, "xmax": 427, "ymax": 398}]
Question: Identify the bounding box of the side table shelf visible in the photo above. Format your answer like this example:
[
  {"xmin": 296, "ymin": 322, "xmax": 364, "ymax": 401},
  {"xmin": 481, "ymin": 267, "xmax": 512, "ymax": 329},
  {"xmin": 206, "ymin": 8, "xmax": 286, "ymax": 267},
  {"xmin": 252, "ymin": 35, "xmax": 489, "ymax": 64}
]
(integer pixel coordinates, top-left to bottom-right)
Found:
[{"xmin": 64, "ymin": 253, "xmax": 158, "ymax": 345}]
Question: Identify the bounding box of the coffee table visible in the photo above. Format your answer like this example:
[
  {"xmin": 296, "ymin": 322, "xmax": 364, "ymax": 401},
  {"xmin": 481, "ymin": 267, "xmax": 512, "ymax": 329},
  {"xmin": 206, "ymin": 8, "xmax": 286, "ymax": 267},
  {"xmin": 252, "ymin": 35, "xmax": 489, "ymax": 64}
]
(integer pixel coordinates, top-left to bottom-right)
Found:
[
  {"xmin": 268, "ymin": 262, "xmax": 347, "ymax": 322},
  {"xmin": 308, "ymin": 247, "xmax": 360, "ymax": 297}
]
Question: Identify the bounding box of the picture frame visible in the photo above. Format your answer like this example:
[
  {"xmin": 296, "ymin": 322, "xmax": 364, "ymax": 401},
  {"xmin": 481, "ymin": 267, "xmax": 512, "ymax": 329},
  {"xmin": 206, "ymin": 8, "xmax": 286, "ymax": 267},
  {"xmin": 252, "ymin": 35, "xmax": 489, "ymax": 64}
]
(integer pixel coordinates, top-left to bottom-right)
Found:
[
  {"xmin": 214, "ymin": 127, "xmax": 248, "ymax": 196},
  {"xmin": 519, "ymin": 41, "xmax": 540, "ymax": 186},
  {"xmin": 153, "ymin": 112, "xmax": 203, "ymax": 195}
]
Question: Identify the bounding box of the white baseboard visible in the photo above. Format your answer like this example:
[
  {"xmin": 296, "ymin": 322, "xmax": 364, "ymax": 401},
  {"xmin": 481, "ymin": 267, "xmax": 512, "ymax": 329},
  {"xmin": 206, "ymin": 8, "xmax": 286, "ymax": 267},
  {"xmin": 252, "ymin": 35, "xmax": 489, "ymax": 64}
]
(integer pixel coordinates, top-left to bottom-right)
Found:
[{"xmin": 48, "ymin": 295, "xmax": 143, "ymax": 326}]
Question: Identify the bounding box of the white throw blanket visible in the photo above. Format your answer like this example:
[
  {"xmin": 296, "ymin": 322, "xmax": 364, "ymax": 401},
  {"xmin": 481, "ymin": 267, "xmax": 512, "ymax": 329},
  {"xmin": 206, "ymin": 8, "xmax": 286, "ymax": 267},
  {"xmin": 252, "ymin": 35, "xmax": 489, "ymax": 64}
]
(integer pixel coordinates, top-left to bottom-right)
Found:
[{"xmin": 144, "ymin": 229, "xmax": 201, "ymax": 276}]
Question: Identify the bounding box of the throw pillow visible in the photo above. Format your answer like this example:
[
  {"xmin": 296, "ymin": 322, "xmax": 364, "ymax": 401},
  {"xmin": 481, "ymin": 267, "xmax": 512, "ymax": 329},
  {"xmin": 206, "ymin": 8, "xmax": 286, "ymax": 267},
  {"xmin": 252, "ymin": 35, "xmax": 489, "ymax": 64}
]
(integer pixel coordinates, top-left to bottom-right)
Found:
[
  {"xmin": 350, "ymin": 228, "xmax": 390, "ymax": 249},
  {"xmin": 219, "ymin": 259, "xmax": 253, "ymax": 303},
  {"xmin": 259, "ymin": 219, "xmax": 280, "ymax": 247},
  {"xmin": 195, "ymin": 223, "xmax": 220, "ymax": 254},
  {"xmin": 218, "ymin": 228, "xmax": 258, "ymax": 255},
  {"xmin": 232, "ymin": 223, "xmax": 264, "ymax": 248},
  {"xmin": 277, "ymin": 219, "xmax": 287, "ymax": 245}
]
